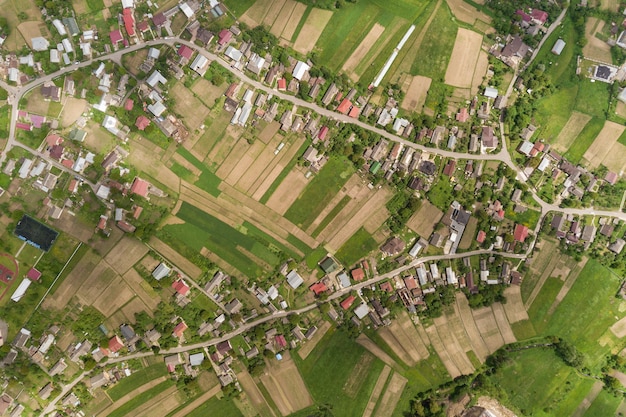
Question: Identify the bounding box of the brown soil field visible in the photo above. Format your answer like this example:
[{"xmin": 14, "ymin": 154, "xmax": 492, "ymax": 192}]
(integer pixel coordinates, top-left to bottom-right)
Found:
[
  {"xmin": 327, "ymin": 187, "xmax": 392, "ymax": 251},
  {"xmin": 120, "ymin": 296, "xmax": 151, "ymax": 322},
  {"xmin": 92, "ymin": 274, "xmax": 135, "ymax": 317},
  {"xmin": 343, "ymin": 23, "xmax": 386, "ymax": 80},
  {"xmin": 502, "ymin": 286, "xmax": 529, "ymax": 324},
  {"xmin": 214, "ymin": 136, "xmax": 246, "ymax": 179},
  {"xmin": 432, "ymin": 316, "xmax": 475, "ymax": 375},
  {"xmin": 270, "ymin": 0, "xmax": 297, "ymax": 37},
  {"xmin": 258, "ymin": 122, "xmax": 281, "ymax": 144},
  {"xmin": 237, "ymin": 370, "xmax": 277, "ymax": 417},
  {"xmin": 446, "ymin": 0, "xmax": 491, "ymax": 25},
  {"xmin": 475, "ymin": 397, "xmax": 519, "ymax": 417},
  {"xmin": 601, "ymin": 142, "xmax": 626, "ymax": 173},
  {"xmin": 191, "ymin": 78, "xmax": 224, "ymax": 109},
  {"xmin": 123, "ymin": 268, "xmax": 160, "ymax": 311},
  {"xmin": 455, "ymin": 293, "xmax": 490, "ymax": 361},
  {"xmin": 61, "ymin": 98, "xmax": 88, "ymax": 128},
  {"xmin": 281, "ymin": 2, "xmax": 307, "ymax": 41},
  {"xmin": 583, "ymin": 18, "xmax": 612, "ymax": 62},
  {"xmin": 472, "ymin": 306, "xmax": 505, "ymax": 353},
  {"xmin": 491, "ymin": 303, "xmax": 516, "ymax": 344},
  {"xmin": 148, "ymin": 237, "xmax": 202, "ymax": 278},
  {"xmin": 445, "ymin": 28, "xmax": 483, "ymax": 88},
  {"xmin": 553, "ymin": 112, "xmax": 592, "ymax": 153},
  {"xmin": 471, "ymin": 51, "xmax": 489, "ymax": 94},
  {"xmin": 616, "ymin": 101, "xmax": 626, "ymax": 119},
  {"xmin": 91, "ymin": 228, "xmax": 124, "ymax": 259},
  {"xmin": 373, "ymin": 372, "xmax": 408, "ymax": 417},
  {"xmin": 239, "ymin": 0, "xmax": 273, "ymax": 27},
  {"xmin": 600, "ymin": 0, "xmax": 619, "ymax": 12},
  {"xmin": 583, "ymin": 120, "xmax": 625, "ymax": 167},
  {"xmin": 224, "ymin": 140, "xmax": 265, "ymax": 186},
  {"xmin": 171, "ymin": 84, "xmax": 210, "ymax": 131},
  {"xmin": 250, "ymin": 138, "xmax": 302, "ymax": 199},
  {"xmin": 171, "ymin": 153, "xmax": 202, "ymax": 176},
  {"xmin": 260, "ymin": 352, "xmax": 313, "ymax": 416},
  {"xmin": 378, "ymin": 311, "xmax": 428, "ymax": 366},
  {"xmin": 298, "ymin": 321, "xmax": 331, "ymax": 360},
  {"xmin": 406, "ymin": 200, "xmax": 443, "ymax": 238},
  {"xmin": 356, "ymin": 334, "xmax": 402, "ymax": 371},
  {"xmin": 445, "ymin": 310, "xmax": 474, "ymax": 354},
  {"xmin": 266, "ymin": 167, "xmax": 310, "ymax": 215},
  {"xmin": 48, "ymin": 213, "xmax": 93, "ymax": 243},
  {"xmin": 425, "ymin": 324, "xmax": 461, "ymax": 378},
  {"xmin": 293, "ymin": 8, "xmax": 333, "ymax": 54},
  {"xmin": 139, "ymin": 254, "xmax": 159, "ymax": 273},
  {"xmin": 343, "ymin": 353, "xmax": 375, "ymax": 397},
  {"xmin": 262, "ymin": 0, "xmax": 287, "ymax": 27},
  {"xmin": 75, "ymin": 261, "xmax": 117, "ymax": 305},
  {"xmin": 19, "ymin": 21, "xmax": 48, "ymax": 48},
  {"xmin": 169, "ymin": 385, "xmax": 221, "ymax": 417},
  {"xmin": 363, "ymin": 365, "xmax": 392, "ymax": 417},
  {"xmin": 43, "ymin": 250, "xmax": 101, "ymax": 310},
  {"xmin": 104, "ymin": 237, "xmax": 149, "ymax": 275},
  {"xmin": 25, "ymin": 89, "xmax": 49, "ymax": 116},
  {"xmin": 401, "ymin": 75, "xmax": 432, "ymax": 113},
  {"xmin": 236, "ymin": 136, "xmax": 284, "ymax": 193},
  {"xmin": 611, "ymin": 316, "xmax": 626, "ymax": 338}
]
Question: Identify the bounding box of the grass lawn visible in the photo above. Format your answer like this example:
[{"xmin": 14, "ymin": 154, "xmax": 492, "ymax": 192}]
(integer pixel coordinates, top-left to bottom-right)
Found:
[
  {"xmin": 185, "ymin": 395, "xmax": 244, "ymax": 417},
  {"xmin": 505, "ymin": 207, "xmax": 541, "ymax": 229},
  {"xmin": 107, "ymin": 380, "xmax": 175, "ymax": 417},
  {"xmin": 169, "ymin": 162, "xmax": 194, "ymax": 182},
  {"xmin": 176, "ymin": 147, "xmax": 221, "ymax": 197},
  {"xmin": 242, "ymin": 221, "xmax": 301, "ymax": 260},
  {"xmin": 489, "ymin": 348, "xmax": 596, "ymax": 417},
  {"xmin": 541, "ymin": 259, "xmax": 625, "ymax": 370},
  {"xmin": 617, "ymin": 128, "xmax": 626, "ymax": 146},
  {"xmin": 312, "ymin": 195, "xmax": 351, "ymax": 238},
  {"xmin": 305, "ymin": 245, "xmax": 328, "ymax": 270},
  {"xmin": 564, "ymin": 116, "xmax": 605, "ymax": 164},
  {"xmin": 106, "ymin": 363, "xmax": 168, "ymax": 401},
  {"xmin": 165, "ymin": 202, "xmax": 281, "ymax": 276},
  {"xmin": 573, "ymin": 81, "xmax": 610, "ymax": 119},
  {"xmin": 293, "ymin": 328, "xmax": 385, "ymax": 417},
  {"xmin": 527, "ymin": 277, "xmax": 563, "ymax": 334},
  {"xmin": 284, "ymin": 157, "xmax": 354, "ymax": 229},
  {"xmin": 220, "ymin": 0, "xmax": 256, "ymax": 17},
  {"xmin": 410, "ymin": 2, "xmax": 457, "ymax": 79},
  {"xmin": 335, "ymin": 227, "xmax": 378, "ymax": 267},
  {"xmin": 583, "ymin": 390, "xmax": 622, "ymax": 417},
  {"xmin": 426, "ymin": 176, "xmax": 453, "ymax": 211},
  {"xmin": 537, "ymin": 85, "xmax": 578, "ymax": 142},
  {"xmin": 535, "ymin": 17, "xmax": 577, "ymax": 85}
]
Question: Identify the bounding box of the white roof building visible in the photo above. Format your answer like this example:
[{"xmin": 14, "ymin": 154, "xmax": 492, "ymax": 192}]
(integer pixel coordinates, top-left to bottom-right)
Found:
[
  {"xmin": 189, "ymin": 352, "xmax": 204, "ymax": 366},
  {"xmin": 62, "ymin": 38, "xmax": 73, "ymax": 53},
  {"xmin": 190, "ymin": 54, "xmax": 209, "ymax": 76},
  {"xmin": 152, "ymin": 263, "xmax": 171, "ymax": 280},
  {"xmin": 537, "ymin": 156, "xmax": 551, "ymax": 172},
  {"xmin": 148, "ymin": 101, "xmax": 166, "ymax": 117},
  {"xmin": 337, "ymin": 272, "xmax": 351, "ymax": 288},
  {"xmin": 121, "ymin": 0, "xmax": 134, "ymax": 8},
  {"xmin": 50, "ymin": 49, "xmax": 60, "ymax": 63},
  {"xmin": 286, "ymin": 270, "xmax": 304, "ymax": 289},
  {"xmin": 146, "ymin": 70, "xmax": 167, "ymax": 87},
  {"xmin": 83, "ymin": 30, "xmax": 94, "ymax": 40},
  {"xmin": 484, "ymin": 87, "xmax": 498, "ymax": 98},
  {"xmin": 73, "ymin": 157, "xmax": 86, "ymax": 172},
  {"xmin": 179, "ymin": 2, "xmax": 194, "ymax": 18},
  {"xmin": 93, "ymin": 62, "xmax": 105, "ymax": 78},
  {"xmin": 52, "ymin": 19, "xmax": 67, "ymax": 36},
  {"xmin": 409, "ymin": 241, "xmax": 424, "ymax": 257},
  {"xmin": 446, "ymin": 267, "xmax": 457, "ymax": 285},
  {"xmin": 18, "ymin": 159, "xmax": 33, "ymax": 179},
  {"xmin": 224, "ymin": 46, "xmax": 242, "ymax": 62},
  {"xmin": 96, "ymin": 184, "xmax": 110, "ymax": 199},
  {"xmin": 8, "ymin": 68, "xmax": 18, "ymax": 82},
  {"xmin": 292, "ymin": 61, "xmax": 310, "ymax": 81},
  {"xmin": 238, "ymin": 102, "xmax": 252, "ymax": 126},
  {"xmin": 31, "ymin": 37, "xmax": 49, "ymax": 51},
  {"xmin": 102, "ymin": 115, "xmax": 120, "ymax": 135},
  {"xmin": 11, "ymin": 279, "xmax": 32, "ymax": 302},
  {"xmin": 354, "ymin": 303, "xmax": 370, "ymax": 319},
  {"xmin": 80, "ymin": 43, "xmax": 91, "ymax": 56},
  {"xmin": 551, "ymin": 38, "xmax": 566, "ymax": 55},
  {"xmin": 148, "ymin": 47, "xmax": 160, "ymax": 59}
]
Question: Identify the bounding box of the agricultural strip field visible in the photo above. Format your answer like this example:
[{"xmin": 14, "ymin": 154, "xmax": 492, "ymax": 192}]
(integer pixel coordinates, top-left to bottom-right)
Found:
[
  {"xmin": 582, "ymin": 120, "xmax": 626, "ymax": 169},
  {"xmin": 185, "ymin": 395, "xmax": 243, "ymax": 417},
  {"xmin": 102, "ymin": 380, "xmax": 175, "ymax": 417},
  {"xmin": 444, "ymin": 28, "xmax": 483, "ymax": 88},
  {"xmin": 238, "ymin": 0, "xmax": 273, "ymax": 26},
  {"xmin": 400, "ymin": 75, "xmax": 432, "ymax": 113},
  {"xmin": 269, "ymin": 0, "xmax": 297, "ymax": 37},
  {"xmin": 259, "ymin": 353, "xmax": 313, "ymax": 416},
  {"xmin": 334, "ymin": 227, "xmax": 378, "ymax": 267},
  {"xmin": 377, "ymin": 311, "xmax": 429, "ymax": 366},
  {"xmin": 521, "ymin": 238, "xmax": 559, "ymax": 305},
  {"xmin": 342, "ymin": 23, "xmax": 385, "ymax": 80},
  {"xmin": 362, "ymin": 365, "xmax": 392, "ymax": 417},
  {"xmin": 551, "ymin": 111, "xmax": 592, "ymax": 153},
  {"xmin": 297, "ymin": 321, "xmax": 331, "ymax": 360},
  {"xmin": 265, "ymin": 167, "xmax": 310, "ymax": 214},
  {"xmin": 564, "ymin": 116, "xmax": 605, "ymax": 164},
  {"xmin": 170, "ymin": 83, "xmax": 210, "ymax": 131},
  {"xmin": 294, "ymin": 329, "xmax": 386, "ymax": 417},
  {"xmin": 236, "ymin": 370, "xmax": 276, "ymax": 417},
  {"xmin": 445, "ymin": 0, "xmax": 492, "ymax": 26},
  {"xmin": 106, "ymin": 364, "xmax": 168, "ymax": 401},
  {"xmin": 583, "ymin": 389, "xmax": 622, "ymax": 417},
  {"xmin": 148, "ymin": 237, "xmax": 202, "ymax": 278},
  {"xmin": 373, "ymin": 372, "xmax": 408, "ymax": 417},
  {"xmin": 293, "ymin": 8, "xmax": 333, "ymax": 55},
  {"xmin": 583, "ymin": 18, "xmax": 612, "ymax": 63},
  {"xmin": 283, "ymin": 157, "xmax": 354, "ymax": 229}
]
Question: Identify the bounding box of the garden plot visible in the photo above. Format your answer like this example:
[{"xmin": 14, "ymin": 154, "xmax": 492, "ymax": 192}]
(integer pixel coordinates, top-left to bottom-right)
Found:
[
  {"xmin": 270, "ymin": 0, "xmax": 297, "ymax": 38},
  {"xmin": 60, "ymin": 98, "xmax": 88, "ymax": 128},
  {"xmin": 191, "ymin": 78, "xmax": 224, "ymax": 108},
  {"xmin": 471, "ymin": 51, "xmax": 489, "ymax": 94},
  {"xmin": 224, "ymin": 140, "xmax": 266, "ymax": 186},
  {"xmin": 249, "ymin": 138, "xmax": 302, "ymax": 198},
  {"xmin": 43, "ymin": 250, "xmax": 101, "ymax": 310},
  {"xmin": 342, "ymin": 23, "xmax": 385, "ymax": 80},
  {"xmin": 75, "ymin": 261, "xmax": 118, "ymax": 306},
  {"xmin": 92, "ymin": 275, "xmax": 136, "ymax": 317},
  {"xmin": 260, "ymin": 353, "xmax": 313, "ymax": 416},
  {"xmin": 238, "ymin": 0, "xmax": 273, "ymax": 27},
  {"xmin": 148, "ymin": 237, "xmax": 202, "ymax": 278},
  {"xmin": 127, "ymin": 140, "xmax": 179, "ymax": 193},
  {"xmin": 19, "ymin": 21, "xmax": 49, "ymax": 48},
  {"xmin": 445, "ymin": 0, "xmax": 491, "ymax": 26},
  {"xmin": 362, "ymin": 365, "xmax": 392, "ymax": 417},
  {"xmin": 455, "ymin": 293, "xmax": 490, "ymax": 361},
  {"xmin": 356, "ymin": 334, "xmax": 401, "ymax": 370},
  {"xmin": 552, "ymin": 112, "xmax": 592, "ymax": 153},
  {"xmin": 281, "ymin": 2, "xmax": 307, "ymax": 41},
  {"xmin": 293, "ymin": 8, "xmax": 333, "ymax": 54},
  {"xmin": 444, "ymin": 28, "xmax": 482, "ymax": 88},
  {"xmin": 236, "ymin": 135, "xmax": 285, "ymax": 193},
  {"xmin": 377, "ymin": 311, "xmax": 429, "ymax": 366},
  {"xmin": 170, "ymin": 84, "xmax": 210, "ymax": 131},
  {"xmin": 401, "ymin": 75, "xmax": 432, "ymax": 113},
  {"xmin": 502, "ymin": 286, "xmax": 529, "ymax": 324},
  {"xmin": 432, "ymin": 316, "xmax": 475, "ymax": 375},
  {"xmin": 297, "ymin": 321, "xmax": 331, "ymax": 360},
  {"xmin": 472, "ymin": 306, "xmax": 506, "ymax": 352},
  {"xmin": 122, "ymin": 269, "xmax": 160, "ymax": 311},
  {"xmin": 104, "ymin": 237, "xmax": 148, "ymax": 275},
  {"xmin": 372, "ymin": 371, "xmax": 407, "ymax": 417},
  {"xmin": 406, "ymin": 200, "xmax": 443, "ymax": 238},
  {"xmin": 583, "ymin": 18, "xmax": 612, "ymax": 62},
  {"xmin": 425, "ymin": 324, "xmax": 461, "ymax": 378},
  {"xmin": 492, "ymin": 303, "xmax": 516, "ymax": 344},
  {"xmin": 582, "ymin": 120, "xmax": 625, "ymax": 168},
  {"xmin": 265, "ymin": 167, "xmax": 309, "ymax": 215}
]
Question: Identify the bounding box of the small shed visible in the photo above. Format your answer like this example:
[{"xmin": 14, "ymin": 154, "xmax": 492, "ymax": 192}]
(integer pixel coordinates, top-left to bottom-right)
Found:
[{"xmin": 551, "ymin": 39, "xmax": 566, "ymax": 55}]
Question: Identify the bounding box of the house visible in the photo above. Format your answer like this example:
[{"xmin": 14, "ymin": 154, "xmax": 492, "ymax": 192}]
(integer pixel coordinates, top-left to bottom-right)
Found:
[
  {"xmin": 319, "ymin": 256, "xmax": 338, "ymax": 273},
  {"xmin": 292, "ymin": 61, "xmax": 310, "ymax": 80},
  {"xmin": 108, "ymin": 335, "xmax": 124, "ymax": 353},
  {"xmin": 177, "ymin": 45, "xmax": 194, "ymax": 61},
  {"xmin": 31, "ymin": 36, "xmax": 49, "ymax": 51},
  {"xmin": 152, "ymin": 12, "xmax": 167, "ymax": 27},
  {"xmin": 337, "ymin": 272, "xmax": 351, "ymax": 288},
  {"xmin": 310, "ymin": 282, "xmax": 328, "ymax": 295},
  {"xmin": 531, "ymin": 8, "xmax": 548, "ymax": 24},
  {"xmin": 351, "ymin": 268, "xmax": 365, "ymax": 281},
  {"xmin": 218, "ymin": 29, "xmax": 232, "ymax": 45},
  {"xmin": 443, "ymin": 159, "xmax": 457, "ymax": 176},
  {"xmin": 123, "ymin": 8, "xmax": 135, "ymax": 36},
  {"xmin": 477, "ymin": 230, "xmax": 486, "ymax": 243},
  {"xmin": 130, "ymin": 177, "xmax": 149, "ymax": 197},
  {"xmin": 551, "ymin": 215, "xmax": 565, "ymax": 230},
  {"xmin": 610, "ymin": 239, "xmax": 626, "ymax": 254},
  {"xmin": 41, "ymin": 84, "xmax": 61, "ymax": 102},
  {"xmin": 354, "ymin": 303, "xmax": 370, "ymax": 319},
  {"xmin": 224, "ymin": 298, "xmax": 242, "ymax": 314},
  {"xmin": 38, "ymin": 383, "xmax": 54, "ymax": 399},
  {"xmin": 551, "ymin": 39, "xmax": 566, "ymax": 55},
  {"xmin": 513, "ymin": 224, "xmax": 529, "ymax": 243},
  {"xmin": 135, "ymin": 115, "xmax": 151, "ymax": 131},
  {"xmin": 484, "ymin": 87, "xmax": 498, "ymax": 98},
  {"xmin": 152, "ymin": 263, "xmax": 171, "ymax": 280},
  {"xmin": 340, "ymin": 295, "xmax": 356, "ymax": 310},
  {"xmin": 120, "ymin": 324, "xmax": 136, "ymax": 342},
  {"xmin": 26, "ymin": 268, "xmax": 41, "ymax": 281},
  {"xmin": 164, "ymin": 354, "xmax": 182, "ymax": 372},
  {"xmin": 337, "ymin": 98, "xmax": 352, "ymax": 114},
  {"xmin": 173, "ymin": 321, "xmax": 188, "ymax": 338},
  {"xmin": 224, "ymin": 46, "xmax": 242, "ymax": 62},
  {"xmin": 109, "ymin": 29, "xmax": 123, "ymax": 45},
  {"xmin": 89, "ymin": 372, "xmax": 110, "ymax": 389},
  {"xmin": 605, "ymin": 171, "xmax": 619, "ymax": 185},
  {"xmin": 13, "ymin": 328, "xmax": 31, "ymax": 348},
  {"xmin": 189, "ymin": 352, "xmax": 204, "ymax": 366},
  {"xmin": 196, "ymin": 28, "xmax": 214, "ymax": 45},
  {"xmin": 581, "ymin": 225, "xmax": 596, "ymax": 242},
  {"xmin": 481, "ymin": 126, "xmax": 497, "ymax": 149},
  {"xmin": 500, "ymin": 35, "xmax": 529, "ymax": 58},
  {"xmin": 216, "ymin": 340, "xmax": 232, "ymax": 355},
  {"xmin": 381, "ymin": 237, "xmax": 405, "ymax": 256},
  {"xmin": 146, "ymin": 70, "xmax": 167, "ymax": 87},
  {"xmin": 172, "ymin": 279, "xmax": 190, "ymax": 296},
  {"xmin": 190, "ymin": 54, "xmax": 209, "ymax": 75},
  {"xmin": 277, "ymin": 78, "xmax": 287, "ymax": 90},
  {"xmin": 286, "ymin": 270, "xmax": 304, "ymax": 289},
  {"xmin": 456, "ymin": 107, "xmax": 469, "ymax": 122}
]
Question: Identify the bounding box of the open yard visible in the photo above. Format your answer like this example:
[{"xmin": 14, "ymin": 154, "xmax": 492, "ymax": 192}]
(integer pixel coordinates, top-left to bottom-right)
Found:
[
  {"xmin": 444, "ymin": 28, "xmax": 483, "ymax": 88},
  {"xmin": 260, "ymin": 352, "xmax": 313, "ymax": 416},
  {"xmin": 335, "ymin": 227, "xmax": 378, "ymax": 267},
  {"xmin": 171, "ymin": 83, "xmax": 211, "ymax": 131}
]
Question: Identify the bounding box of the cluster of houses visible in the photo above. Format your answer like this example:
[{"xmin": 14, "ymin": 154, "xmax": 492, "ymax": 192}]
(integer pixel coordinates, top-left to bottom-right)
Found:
[{"xmin": 549, "ymin": 213, "xmax": 626, "ymax": 256}]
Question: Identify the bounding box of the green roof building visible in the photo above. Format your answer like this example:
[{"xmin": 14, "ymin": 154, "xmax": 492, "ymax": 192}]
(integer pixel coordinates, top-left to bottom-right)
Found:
[{"xmin": 370, "ymin": 161, "xmax": 381, "ymax": 175}]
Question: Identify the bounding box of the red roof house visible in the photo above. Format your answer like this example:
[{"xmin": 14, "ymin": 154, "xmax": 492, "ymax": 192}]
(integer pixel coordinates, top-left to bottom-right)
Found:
[
  {"xmin": 340, "ymin": 295, "xmax": 356, "ymax": 310},
  {"xmin": 317, "ymin": 126, "xmax": 329, "ymax": 141},
  {"xmin": 135, "ymin": 115, "xmax": 150, "ymax": 131},
  {"xmin": 277, "ymin": 78, "xmax": 287, "ymax": 91},
  {"xmin": 133, "ymin": 206, "xmax": 143, "ymax": 219},
  {"xmin": 109, "ymin": 29, "xmax": 123, "ymax": 45},
  {"xmin": 513, "ymin": 224, "xmax": 529, "ymax": 243},
  {"xmin": 456, "ymin": 107, "xmax": 469, "ymax": 123},
  {"xmin": 137, "ymin": 20, "xmax": 149, "ymax": 32},
  {"xmin": 515, "ymin": 9, "xmax": 532, "ymax": 22},
  {"xmin": 605, "ymin": 171, "xmax": 618, "ymax": 185},
  {"xmin": 351, "ymin": 268, "xmax": 365, "ymax": 281},
  {"xmin": 26, "ymin": 268, "xmax": 41, "ymax": 281},
  {"xmin": 476, "ymin": 230, "xmax": 486, "ymax": 243},
  {"xmin": 97, "ymin": 215, "xmax": 107, "ymax": 230},
  {"xmin": 348, "ymin": 106, "xmax": 360, "ymax": 118},
  {"xmin": 172, "ymin": 321, "xmax": 188, "ymax": 338},
  {"xmin": 531, "ymin": 9, "xmax": 548, "ymax": 24},
  {"xmin": 123, "ymin": 8, "xmax": 135, "ymax": 36},
  {"xmin": 16, "ymin": 122, "xmax": 32, "ymax": 131},
  {"xmin": 275, "ymin": 335, "xmax": 287, "ymax": 349},
  {"xmin": 403, "ymin": 277, "xmax": 418, "ymax": 290},
  {"xmin": 68, "ymin": 179, "xmax": 78, "ymax": 193},
  {"xmin": 379, "ymin": 281, "xmax": 393, "ymax": 292},
  {"xmin": 62, "ymin": 159, "xmax": 74, "ymax": 168},
  {"xmin": 218, "ymin": 29, "xmax": 232, "ymax": 45},
  {"xmin": 443, "ymin": 160, "xmax": 457, "ymax": 176},
  {"xmin": 130, "ymin": 177, "xmax": 149, "ymax": 197},
  {"xmin": 337, "ymin": 98, "xmax": 352, "ymax": 114},
  {"xmin": 109, "ymin": 335, "xmax": 124, "ymax": 353},
  {"xmin": 46, "ymin": 134, "xmax": 63, "ymax": 147},
  {"xmin": 152, "ymin": 12, "xmax": 166, "ymax": 27},
  {"xmin": 172, "ymin": 279, "xmax": 190, "ymax": 296},
  {"xmin": 310, "ymin": 282, "xmax": 328, "ymax": 295},
  {"xmin": 177, "ymin": 45, "xmax": 194, "ymax": 60},
  {"xmin": 124, "ymin": 99, "xmax": 134, "ymax": 111}
]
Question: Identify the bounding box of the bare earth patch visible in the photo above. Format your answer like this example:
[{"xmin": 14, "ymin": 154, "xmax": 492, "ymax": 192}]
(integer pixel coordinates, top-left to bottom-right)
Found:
[
  {"xmin": 262, "ymin": 0, "xmax": 287, "ymax": 28},
  {"xmin": 239, "ymin": 0, "xmax": 273, "ymax": 27},
  {"xmin": 281, "ymin": 2, "xmax": 307, "ymax": 42},
  {"xmin": 583, "ymin": 18, "xmax": 612, "ymax": 62},
  {"xmin": 401, "ymin": 75, "xmax": 432, "ymax": 113},
  {"xmin": 406, "ymin": 200, "xmax": 443, "ymax": 238},
  {"xmin": 475, "ymin": 396, "xmax": 518, "ymax": 417},
  {"xmin": 270, "ymin": 0, "xmax": 297, "ymax": 38},
  {"xmin": 502, "ymin": 286, "xmax": 529, "ymax": 324},
  {"xmin": 293, "ymin": 8, "xmax": 333, "ymax": 54},
  {"xmin": 266, "ymin": 167, "xmax": 309, "ymax": 215},
  {"xmin": 61, "ymin": 98, "xmax": 88, "ymax": 128},
  {"xmin": 372, "ymin": 371, "xmax": 407, "ymax": 417},
  {"xmin": 362, "ymin": 365, "xmax": 391, "ymax": 417},
  {"xmin": 445, "ymin": 28, "xmax": 483, "ymax": 88},
  {"xmin": 378, "ymin": 311, "xmax": 429, "ymax": 366}
]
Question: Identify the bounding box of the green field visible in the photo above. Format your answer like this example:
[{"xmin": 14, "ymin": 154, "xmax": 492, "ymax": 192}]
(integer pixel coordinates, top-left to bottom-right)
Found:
[
  {"xmin": 106, "ymin": 363, "xmax": 168, "ymax": 401},
  {"xmin": 284, "ymin": 157, "xmax": 354, "ymax": 229},
  {"xmin": 312, "ymin": 195, "xmax": 351, "ymax": 238},
  {"xmin": 538, "ymin": 85, "xmax": 579, "ymax": 141},
  {"xmin": 221, "ymin": 0, "xmax": 256, "ymax": 17},
  {"xmin": 564, "ymin": 116, "xmax": 605, "ymax": 164},
  {"xmin": 165, "ymin": 203, "xmax": 284, "ymax": 277},
  {"xmin": 335, "ymin": 227, "xmax": 378, "ymax": 267},
  {"xmin": 490, "ymin": 348, "xmax": 596, "ymax": 417},
  {"xmin": 293, "ymin": 329, "xmax": 385, "ymax": 417},
  {"xmin": 185, "ymin": 395, "xmax": 243, "ymax": 417},
  {"xmin": 535, "ymin": 17, "xmax": 577, "ymax": 84},
  {"xmin": 527, "ymin": 277, "xmax": 563, "ymax": 334},
  {"xmin": 410, "ymin": 2, "xmax": 458, "ymax": 79},
  {"xmin": 583, "ymin": 390, "xmax": 622, "ymax": 417},
  {"xmin": 573, "ymin": 81, "xmax": 610, "ymax": 119},
  {"xmin": 176, "ymin": 148, "xmax": 221, "ymax": 197},
  {"xmin": 108, "ymin": 380, "xmax": 176, "ymax": 417}
]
